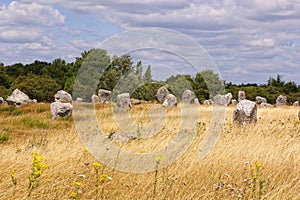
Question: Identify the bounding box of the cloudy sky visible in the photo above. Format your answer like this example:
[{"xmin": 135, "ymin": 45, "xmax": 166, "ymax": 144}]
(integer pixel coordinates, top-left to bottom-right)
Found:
[{"xmin": 1, "ymin": 0, "xmax": 300, "ymax": 84}]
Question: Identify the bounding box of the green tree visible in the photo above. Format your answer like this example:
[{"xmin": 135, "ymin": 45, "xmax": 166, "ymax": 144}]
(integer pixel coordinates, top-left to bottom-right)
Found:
[
  {"xmin": 11, "ymin": 74, "xmax": 60, "ymax": 102},
  {"xmin": 199, "ymin": 70, "xmax": 224, "ymax": 97},
  {"xmin": 143, "ymin": 65, "xmax": 152, "ymax": 83}
]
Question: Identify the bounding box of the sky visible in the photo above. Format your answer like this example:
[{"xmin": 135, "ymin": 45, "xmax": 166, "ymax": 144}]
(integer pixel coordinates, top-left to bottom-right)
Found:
[{"xmin": 0, "ymin": 0, "xmax": 300, "ymax": 84}]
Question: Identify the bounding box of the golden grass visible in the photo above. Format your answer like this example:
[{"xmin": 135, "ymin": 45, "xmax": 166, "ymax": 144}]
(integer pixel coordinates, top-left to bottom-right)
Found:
[{"xmin": 0, "ymin": 103, "xmax": 299, "ymax": 199}]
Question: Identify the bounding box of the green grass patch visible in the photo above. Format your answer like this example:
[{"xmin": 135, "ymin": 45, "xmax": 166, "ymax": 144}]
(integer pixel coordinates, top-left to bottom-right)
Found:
[{"xmin": 0, "ymin": 133, "xmax": 10, "ymax": 144}]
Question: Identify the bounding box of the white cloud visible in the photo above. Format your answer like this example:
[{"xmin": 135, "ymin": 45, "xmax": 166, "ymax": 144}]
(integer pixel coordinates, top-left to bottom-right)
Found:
[
  {"xmin": 250, "ymin": 38, "xmax": 275, "ymax": 47},
  {"xmin": 0, "ymin": 1, "xmax": 65, "ymax": 26}
]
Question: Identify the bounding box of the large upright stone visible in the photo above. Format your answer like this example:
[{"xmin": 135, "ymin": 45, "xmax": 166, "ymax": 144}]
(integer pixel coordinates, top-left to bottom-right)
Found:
[
  {"xmin": 256, "ymin": 96, "xmax": 267, "ymax": 105},
  {"xmin": 238, "ymin": 91, "xmax": 246, "ymax": 102},
  {"xmin": 181, "ymin": 90, "xmax": 196, "ymax": 103},
  {"xmin": 163, "ymin": 94, "xmax": 178, "ymax": 107},
  {"xmin": 6, "ymin": 88, "xmax": 30, "ymax": 106},
  {"xmin": 50, "ymin": 102, "xmax": 73, "ymax": 119},
  {"xmin": 98, "ymin": 89, "xmax": 112, "ymax": 104},
  {"xmin": 213, "ymin": 93, "xmax": 232, "ymax": 106},
  {"xmin": 116, "ymin": 93, "xmax": 132, "ymax": 111},
  {"xmin": 156, "ymin": 87, "xmax": 169, "ymax": 103},
  {"xmin": 54, "ymin": 90, "xmax": 72, "ymax": 103},
  {"xmin": 0, "ymin": 97, "xmax": 4, "ymax": 105},
  {"xmin": 276, "ymin": 95, "xmax": 287, "ymax": 106},
  {"xmin": 233, "ymin": 100, "xmax": 257, "ymax": 125}
]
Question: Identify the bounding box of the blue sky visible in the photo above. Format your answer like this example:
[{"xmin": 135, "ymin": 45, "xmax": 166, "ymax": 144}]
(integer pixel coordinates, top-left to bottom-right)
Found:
[{"xmin": 0, "ymin": 0, "xmax": 299, "ymax": 84}]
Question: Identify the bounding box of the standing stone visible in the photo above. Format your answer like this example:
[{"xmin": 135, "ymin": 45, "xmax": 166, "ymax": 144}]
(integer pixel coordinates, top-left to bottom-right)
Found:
[
  {"xmin": 50, "ymin": 102, "xmax": 73, "ymax": 119},
  {"xmin": 29, "ymin": 99, "xmax": 37, "ymax": 104},
  {"xmin": 256, "ymin": 96, "xmax": 267, "ymax": 105},
  {"xmin": 98, "ymin": 89, "xmax": 112, "ymax": 104},
  {"xmin": 76, "ymin": 98, "xmax": 83, "ymax": 102},
  {"xmin": 276, "ymin": 95, "xmax": 287, "ymax": 106},
  {"xmin": 194, "ymin": 98, "xmax": 200, "ymax": 105},
  {"xmin": 233, "ymin": 100, "xmax": 257, "ymax": 125},
  {"xmin": 54, "ymin": 90, "xmax": 72, "ymax": 103},
  {"xmin": 293, "ymin": 101, "xmax": 299, "ymax": 107},
  {"xmin": 91, "ymin": 94, "xmax": 98, "ymax": 103},
  {"xmin": 231, "ymin": 99, "xmax": 238, "ymax": 105},
  {"xmin": 116, "ymin": 93, "xmax": 132, "ymax": 111},
  {"xmin": 181, "ymin": 89, "xmax": 196, "ymax": 103},
  {"xmin": 0, "ymin": 97, "xmax": 4, "ymax": 105},
  {"xmin": 238, "ymin": 91, "xmax": 246, "ymax": 102},
  {"xmin": 163, "ymin": 94, "xmax": 178, "ymax": 107},
  {"xmin": 6, "ymin": 88, "xmax": 30, "ymax": 106},
  {"xmin": 156, "ymin": 87, "xmax": 169, "ymax": 103},
  {"xmin": 298, "ymin": 111, "xmax": 300, "ymax": 120},
  {"xmin": 203, "ymin": 99, "xmax": 213, "ymax": 105},
  {"xmin": 213, "ymin": 93, "xmax": 232, "ymax": 106}
]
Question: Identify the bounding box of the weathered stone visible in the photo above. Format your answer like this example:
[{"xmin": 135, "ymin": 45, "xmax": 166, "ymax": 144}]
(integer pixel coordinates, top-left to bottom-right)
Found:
[
  {"xmin": 293, "ymin": 101, "xmax": 299, "ymax": 107},
  {"xmin": 163, "ymin": 94, "xmax": 178, "ymax": 107},
  {"xmin": 256, "ymin": 96, "xmax": 267, "ymax": 104},
  {"xmin": 276, "ymin": 95, "xmax": 287, "ymax": 106},
  {"xmin": 108, "ymin": 132, "xmax": 138, "ymax": 143},
  {"xmin": 260, "ymin": 102, "xmax": 273, "ymax": 108},
  {"xmin": 98, "ymin": 89, "xmax": 111, "ymax": 104},
  {"xmin": 213, "ymin": 93, "xmax": 232, "ymax": 106},
  {"xmin": 194, "ymin": 98, "xmax": 200, "ymax": 104},
  {"xmin": 76, "ymin": 97, "xmax": 83, "ymax": 102},
  {"xmin": 50, "ymin": 102, "xmax": 73, "ymax": 119},
  {"xmin": 238, "ymin": 90, "xmax": 246, "ymax": 102},
  {"xmin": 116, "ymin": 93, "xmax": 132, "ymax": 111},
  {"xmin": 231, "ymin": 99, "xmax": 238, "ymax": 105},
  {"xmin": 6, "ymin": 88, "xmax": 30, "ymax": 106},
  {"xmin": 29, "ymin": 99, "xmax": 37, "ymax": 104},
  {"xmin": 181, "ymin": 89, "xmax": 196, "ymax": 103},
  {"xmin": 54, "ymin": 90, "xmax": 72, "ymax": 103},
  {"xmin": 91, "ymin": 94, "xmax": 98, "ymax": 103},
  {"xmin": 203, "ymin": 99, "xmax": 213, "ymax": 105},
  {"xmin": 233, "ymin": 100, "xmax": 257, "ymax": 125},
  {"xmin": 0, "ymin": 97, "xmax": 4, "ymax": 105},
  {"xmin": 298, "ymin": 111, "xmax": 300, "ymax": 120},
  {"xmin": 156, "ymin": 87, "xmax": 169, "ymax": 103}
]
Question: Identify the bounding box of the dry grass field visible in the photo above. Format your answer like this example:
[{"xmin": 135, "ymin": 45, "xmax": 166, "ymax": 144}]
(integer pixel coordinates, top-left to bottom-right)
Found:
[{"xmin": 0, "ymin": 103, "xmax": 299, "ymax": 200}]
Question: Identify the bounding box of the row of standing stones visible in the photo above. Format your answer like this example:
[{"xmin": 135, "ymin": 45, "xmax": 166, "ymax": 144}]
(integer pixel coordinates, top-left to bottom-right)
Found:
[{"xmin": 1, "ymin": 88, "xmax": 299, "ymax": 125}]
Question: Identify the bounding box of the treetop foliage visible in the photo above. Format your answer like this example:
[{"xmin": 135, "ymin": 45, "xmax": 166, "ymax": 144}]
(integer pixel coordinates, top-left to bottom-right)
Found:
[{"xmin": 0, "ymin": 49, "xmax": 299, "ymax": 104}]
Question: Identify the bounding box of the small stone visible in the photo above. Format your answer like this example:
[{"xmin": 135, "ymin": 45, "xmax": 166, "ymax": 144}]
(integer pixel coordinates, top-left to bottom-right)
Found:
[
  {"xmin": 91, "ymin": 94, "xmax": 98, "ymax": 103},
  {"xmin": 293, "ymin": 101, "xmax": 299, "ymax": 107},
  {"xmin": 108, "ymin": 132, "xmax": 138, "ymax": 143},
  {"xmin": 0, "ymin": 97, "xmax": 4, "ymax": 105},
  {"xmin": 203, "ymin": 99, "xmax": 213, "ymax": 105}
]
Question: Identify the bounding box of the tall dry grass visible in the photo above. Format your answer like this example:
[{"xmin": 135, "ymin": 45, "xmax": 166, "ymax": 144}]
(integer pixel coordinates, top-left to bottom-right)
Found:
[{"xmin": 0, "ymin": 103, "xmax": 299, "ymax": 199}]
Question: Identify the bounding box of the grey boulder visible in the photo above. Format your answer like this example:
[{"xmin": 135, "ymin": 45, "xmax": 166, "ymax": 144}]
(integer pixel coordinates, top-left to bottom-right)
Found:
[
  {"xmin": 181, "ymin": 89, "xmax": 196, "ymax": 103},
  {"xmin": 256, "ymin": 96, "xmax": 267, "ymax": 104},
  {"xmin": 233, "ymin": 100, "xmax": 257, "ymax": 125},
  {"xmin": 50, "ymin": 102, "xmax": 73, "ymax": 119},
  {"xmin": 238, "ymin": 90, "xmax": 246, "ymax": 102},
  {"xmin": 276, "ymin": 95, "xmax": 287, "ymax": 106},
  {"xmin": 163, "ymin": 94, "xmax": 178, "ymax": 107},
  {"xmin": 54, "ymin": 90, "xmax": 72, "ymax": 103},
  {"xmin": 156, "ymin": 87, "xmax": 169, "ymax": 103},
  {"xmin": 6, "ymin": 88, "xmax": 30, "ymax": 106},
  {"xmin": 98, "ymin": 89, "xmax": 112, "ymax": 104},
  {"xmin": 116, "ymin": 93, "xmax": 132, "ymax": 111}
]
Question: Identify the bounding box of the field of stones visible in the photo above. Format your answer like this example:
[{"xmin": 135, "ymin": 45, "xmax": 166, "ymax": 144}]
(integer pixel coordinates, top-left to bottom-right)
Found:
[{"xmin": 0, "ymin": 91, "xmax": 299, "ymax": 199}]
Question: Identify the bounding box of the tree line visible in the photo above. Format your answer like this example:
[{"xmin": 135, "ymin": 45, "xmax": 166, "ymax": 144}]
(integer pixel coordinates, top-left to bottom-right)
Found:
[{"xmin": 0, "ymin": 48, "xmax": 299, "ymax": 104}]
